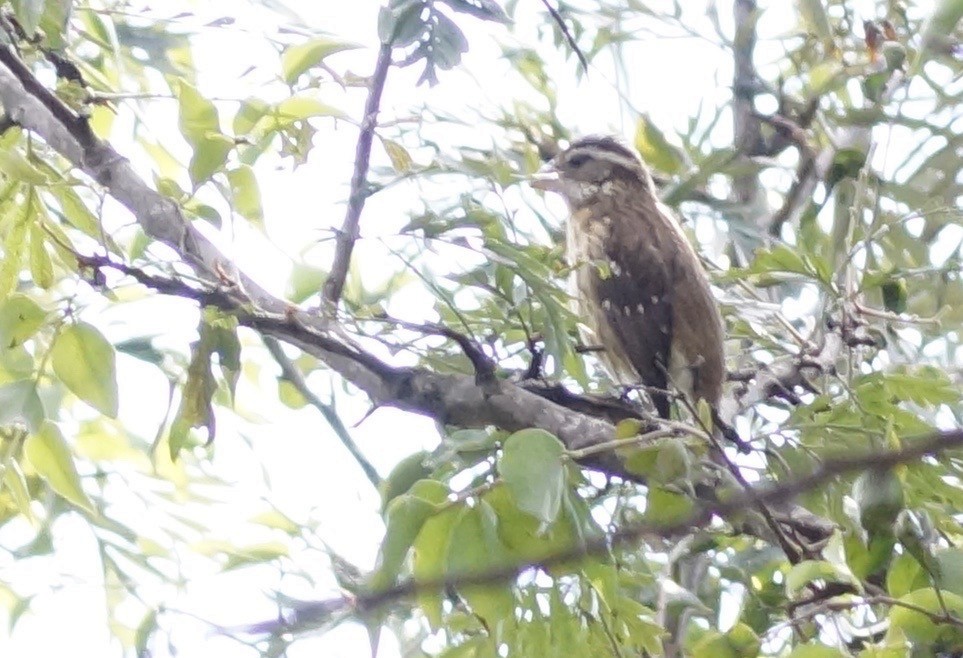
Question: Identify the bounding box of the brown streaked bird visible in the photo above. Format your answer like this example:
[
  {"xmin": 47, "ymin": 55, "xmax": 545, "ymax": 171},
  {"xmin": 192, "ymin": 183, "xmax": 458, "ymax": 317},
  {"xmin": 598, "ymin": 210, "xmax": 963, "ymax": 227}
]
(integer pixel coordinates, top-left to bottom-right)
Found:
[{"xmin": 531, "ymin": 135, "xmax": 725, "ymax": 419}]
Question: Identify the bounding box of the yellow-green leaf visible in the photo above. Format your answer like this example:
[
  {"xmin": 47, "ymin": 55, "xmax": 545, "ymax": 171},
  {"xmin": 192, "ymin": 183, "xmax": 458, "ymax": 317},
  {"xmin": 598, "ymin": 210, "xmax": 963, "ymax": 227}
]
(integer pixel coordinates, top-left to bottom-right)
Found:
[
  {"xmin": 383, "ymin": 139, "xmax": 413, "ymax": 173},
  {"xmin": 24, "ymin": 421, "xmax": 95, "ymax": 513},
  {"xmin": 29, "ymin": 224, "xmax": 54, "ymax": 289},
  {"xmin": 281, "ymin": 38, "xmax": 360, "ymax": 85},
  {"xmin": 0, "ymin": 294, "xmax": 47, "ymax": 348},
  {"xmin": 499, "ymin": 428, "xmax": 566, "ymax": 524},
  {"xmin": 634, "ymin": 115, "xmax": 685, "ymax": 175},
  {"xmin": 275, "ymin": 94, "xmax": 348, "ymax": 125},
  {"xmin": 51, "ymin": 322, "xmax": 119, "ymax": 417},
  {"xmin": 226, "ymin": 164, "xmax": 264, "ymax": 226}
]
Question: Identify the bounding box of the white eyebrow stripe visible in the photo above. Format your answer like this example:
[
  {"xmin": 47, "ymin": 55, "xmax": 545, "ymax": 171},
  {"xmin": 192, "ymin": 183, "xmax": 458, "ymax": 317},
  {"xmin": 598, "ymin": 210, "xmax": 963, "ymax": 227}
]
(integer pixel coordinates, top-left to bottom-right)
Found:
[{"xmin": 564, "ymin": 145, "xmax": 642, "ymax": 171}]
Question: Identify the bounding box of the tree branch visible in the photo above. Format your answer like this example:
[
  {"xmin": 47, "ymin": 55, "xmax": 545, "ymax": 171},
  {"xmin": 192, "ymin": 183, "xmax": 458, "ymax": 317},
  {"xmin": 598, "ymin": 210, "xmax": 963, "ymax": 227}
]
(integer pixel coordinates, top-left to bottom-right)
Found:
[{"xmin": 321, "ymin": 42, "xmax": 392, "ymax": 306}]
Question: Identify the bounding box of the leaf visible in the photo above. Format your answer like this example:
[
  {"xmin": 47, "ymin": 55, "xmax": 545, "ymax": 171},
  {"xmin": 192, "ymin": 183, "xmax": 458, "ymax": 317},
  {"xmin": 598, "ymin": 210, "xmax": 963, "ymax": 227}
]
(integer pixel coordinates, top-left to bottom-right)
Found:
[
  {"xmin": 0, "ymin": 380, "xmax": 44, "ymax": 430},
  {"xmin": 370, "ymin": 479, "xmax": 447, "ymax": 590},
  {"xmin": 499, "ymin": 428, "xmax": 565, "ymax": 524},
  {"xmin": 233, "ymin": 97, "xmax": 272, "ymax": 136},
  {"xmin": 934, "ymin": 547, "xmax": 963, "ymax": 598},
  {"xmin": 383, "ymin": 139, "xmax": 413, "ymax": 173},
  {"xmin": 412, "ymin": 503, "xmax": 459, "ymax": 628},
  {"xmin": 0, "ymin": 198, "xmax": 31, "ymax": 299},
  {"xmin": 887, "ymin": 588, "xmax": 963, "ymax": 646},
  {"xmin": 785, "ymin": 560, "xmax": 852, "ymax": 597},
  {"xmin": 225, "ymin": 164, "xmax": 264, "ymax": 226},
  {"xmin": 447, "ymin": 503, "xmax": 514, "ymax": 625},
  {"xmin": 281, "ymin": 37, "xmax": 360, "ymax": 85},
  {"xmin": 51, "ymin": 322, "xmax": 119, "ymax": 418},
  {"xmin": 38, "ymin": 0, "xmax": 71, "ymax": 50},
  {"xmin": 24, "ymin": 420, "xmax": 95, "ymax": 513},
  {"xmin": 439, "ymin": 0, "xmax": 510, "ymax": 23},
  {"xmin": 634, "ymin": 115, "xmax": 685, "ymax": 175},
  {"xmin": 274, "ymin": 94, "xmax": 348, "ymax": 125},
  {"xmin": 853, "ymin": 468, "xmax": 905, "ymax": 536},
  {"xmin": 11, "ymin": 0, "xmax": 46, "ymax": 36},
  {"xmin": 0, "ymin": 150, "xmax": 48, "ymax": 184},
  {"xmin": 176, "ymin": 81, "xmax": 232, "ymax": 185},
  {"xmin": 28, "ymin": 224, "xmax": 53, "ymax": 289},
  {"xmin": 169, "ymin": 334, "xmax": 218, "ymax": 459},
  {"xmin": 380, "ymin": 450, "xmax": 433, "ymax": 510},
  {"xmin": 4, "ymin": 460, "xmax": 33, "ymax": 521},
  {"xmin": 642, "ymin": 486, "xmax": 693, "ymax": 526},
  {"xmin": 785, "ymin": 646, "xmax": 849, "ymax": 658},
  {"xmin": 0, "ymin": 294, "xmax": 47, "ymax": 348},
  {"xmin": 189, "ymin": 133, "xmax": 233, "ymax": 188}
]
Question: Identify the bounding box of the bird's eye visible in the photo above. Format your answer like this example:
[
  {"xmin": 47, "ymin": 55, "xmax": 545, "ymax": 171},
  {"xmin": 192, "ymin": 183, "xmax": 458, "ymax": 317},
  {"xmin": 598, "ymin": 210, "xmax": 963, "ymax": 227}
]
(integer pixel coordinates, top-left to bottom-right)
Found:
[{"xmin": 568, "ymin": 154, "xmax": 589, "ymax": 168}]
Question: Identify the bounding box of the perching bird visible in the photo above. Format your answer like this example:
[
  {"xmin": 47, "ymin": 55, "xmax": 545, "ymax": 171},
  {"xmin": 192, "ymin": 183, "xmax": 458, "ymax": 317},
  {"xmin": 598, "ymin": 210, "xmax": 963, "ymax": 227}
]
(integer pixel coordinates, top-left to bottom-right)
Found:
[{"xmin": 531, "ymin": 135, "xmax": 725, "ymax": 419}]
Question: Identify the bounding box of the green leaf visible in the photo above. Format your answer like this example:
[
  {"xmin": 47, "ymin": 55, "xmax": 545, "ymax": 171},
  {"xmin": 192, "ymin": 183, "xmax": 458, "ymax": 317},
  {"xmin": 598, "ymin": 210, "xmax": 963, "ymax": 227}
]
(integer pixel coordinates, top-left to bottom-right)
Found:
[
  {"xmin": 176, "ymin": 81, "xmax": 232, "ymax": 185},
  {"xmin": 38, "ymin": 0, "xmax": 71, "ymax": 49},
  {"xmin": 190, "ymin": 133, "xmax": 233, "ymax": 188},
  {"xmin": 690, "ymin": 630, "xmax": 738, "ymax": 658},
  {"xmin": 233, "ymin": 97, "xmax": 272, "ymax": 136},
  {"xmin": 225, "ymin": 164, "xmax": 264, "ymax": 226},
  {"xmin": 4, "ymin": 460, "xmax": 33, "ymax": 520},
  {"xmin": 634, "ymin": 115, "xmax": 685, "ymax": 175},
  {"xmin": 275, "ymin": 94, "xmax": 348, "ymax": 125},
  {"xmin": 447, "ymin": 503, "xmax": 514, "ymax": 625},
  {"xmin": 887, "ymin": 588, "xmax": 963, "ymax": 646},
  {"xmin": 440, "ymin": 0, "xmax": 510, "ymax": 23},
  {"xmin": 177, "ymin": 80, "xmax": 220, "ymax": 143},
  {"xmin": 642, "ymin": 486, "xmax": 693, "ymax": 526},
  {"xmin": 28, "ymin": 224, "xmax": 53, "ymax": 289},
  {"xmin": 886, "ymin": 552, "xmax": 926, "ymax": 598},
  {"xmin": 785, "ymin": 646, "xmax": 849, "ymax": 658},
  {"xmin": 380, "ymin": 450, "xmax": 433, "ymax": 510},
  {"xmin": 499, "ymin": 428, "xmax": 565, "ymax": 524},
  {"xmin": 935, "ymin": 547, "xmax": 963, "ymax": 598},
  {"xmin": 0, "ymin": 197, "xmax": 31, "ymax": 300},
  {"xmin": 0, "ymin": 150, "xmax": 48, "ymax": 184},
  {"xmin": 412, "ymin": 502, "xmax": 459, "ymax": 628},
  {"xmin": 370, "ymin": 480, "xmax": 447, "ymax": 590},
  {"xmin": 24, "ymin": 420, "xmax": 95, "ymax": 513},
  {"xmin": 785, "ymin": 559, "xmax": 852, "ymax": 597},
  {"xmin": 383, "ymin": 139, "xmax": 413, "ymax": 173},
  {"xmin": 169, "ymin": 333, "xmax": 218, "ymax": 459},
  {"xmin": 280, "ymin": 38, "xmax": 360, "ymax": 85},
  {"xmin": 853, "ymin": 468, "xmax": 904, "ymax": 536},
  {"xmin": 0, "ymin": 294, "xmax": 47, "ymax": 348},
  {"xmin": 51, "ymin": 322, "xmax": 119, "ymax": 418},
  {"xmin": 0, "ymin": 380, "xmax": 44, "ymax": 430},
  {"xmin": 11, "ymin": 0, "xmax": 46, "ymax": 36}
]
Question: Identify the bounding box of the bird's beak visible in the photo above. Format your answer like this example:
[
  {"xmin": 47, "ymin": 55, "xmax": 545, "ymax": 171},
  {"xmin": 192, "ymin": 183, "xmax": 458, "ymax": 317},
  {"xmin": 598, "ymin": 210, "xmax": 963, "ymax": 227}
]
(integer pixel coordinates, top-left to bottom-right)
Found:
[{"xmin": 529, "ymin": 163, "xmax": 561, "ymax": 191}]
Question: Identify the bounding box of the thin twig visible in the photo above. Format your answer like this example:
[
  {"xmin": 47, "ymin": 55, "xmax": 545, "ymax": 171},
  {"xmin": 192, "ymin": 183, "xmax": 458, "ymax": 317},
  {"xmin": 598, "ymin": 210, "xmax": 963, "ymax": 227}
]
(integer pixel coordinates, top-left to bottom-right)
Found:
[
  {"xmin": 539, "ymin": 0, "xmax": 589, "ymax": 74},
  {"xmin": 263, "ymin": 336, "xmax": 382, "ymax": 490},
  {"xmin": 322, "ymin": 42, "xmax": 393, "ymax": 306}
]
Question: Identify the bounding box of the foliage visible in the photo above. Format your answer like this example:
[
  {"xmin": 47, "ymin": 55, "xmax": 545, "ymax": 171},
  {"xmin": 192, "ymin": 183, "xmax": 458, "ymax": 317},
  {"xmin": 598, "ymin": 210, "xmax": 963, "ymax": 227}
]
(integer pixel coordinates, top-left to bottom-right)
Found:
[{"xmin": 0, "ymin": 1, "xmax": 961, "ymax": 657}]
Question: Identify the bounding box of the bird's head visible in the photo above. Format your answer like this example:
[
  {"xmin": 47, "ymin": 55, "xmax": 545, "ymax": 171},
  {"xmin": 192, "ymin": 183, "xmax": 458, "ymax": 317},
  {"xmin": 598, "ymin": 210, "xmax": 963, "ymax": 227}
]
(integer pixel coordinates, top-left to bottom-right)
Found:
[{"xmin": 530, "ymin": 135, "xmax": 652, "ymax": 207}]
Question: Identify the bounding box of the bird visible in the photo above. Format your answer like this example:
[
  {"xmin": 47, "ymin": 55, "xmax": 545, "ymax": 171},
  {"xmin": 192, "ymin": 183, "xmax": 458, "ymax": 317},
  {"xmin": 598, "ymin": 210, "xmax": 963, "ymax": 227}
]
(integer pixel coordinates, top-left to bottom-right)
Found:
[{"xmin": 530, "ymin": 135, "xmax": 725, "ymax": 420}]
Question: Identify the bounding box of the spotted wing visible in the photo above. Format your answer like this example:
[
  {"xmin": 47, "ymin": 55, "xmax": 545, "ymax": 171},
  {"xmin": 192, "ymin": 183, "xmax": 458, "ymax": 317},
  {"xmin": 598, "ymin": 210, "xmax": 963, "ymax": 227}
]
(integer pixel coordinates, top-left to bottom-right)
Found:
[{"xmin": 591, "ymin": 237, "xmax": 675, "ymax": 418}]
